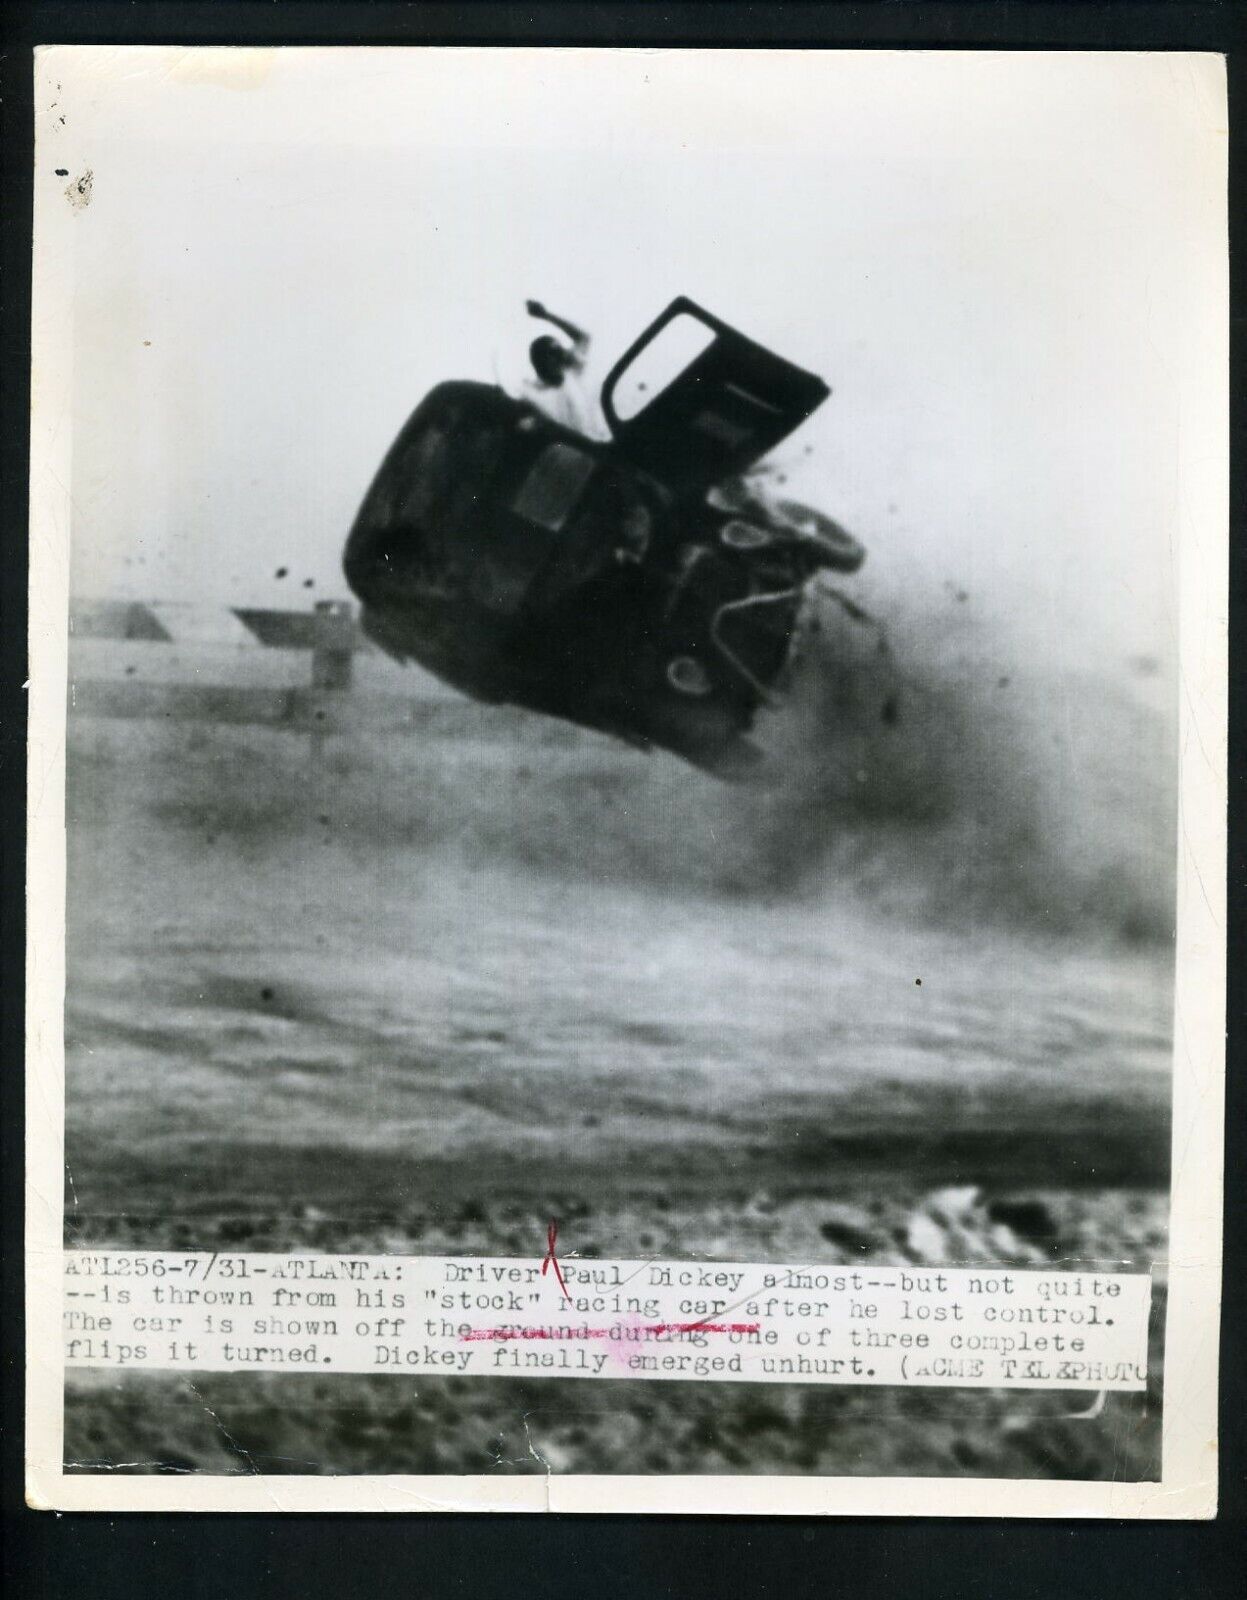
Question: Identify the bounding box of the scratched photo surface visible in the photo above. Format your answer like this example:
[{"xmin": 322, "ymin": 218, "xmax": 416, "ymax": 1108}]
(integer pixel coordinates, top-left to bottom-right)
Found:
[{"xmin": 57, "ymin": 51, "xmax": 1188, "ymax": 1479}]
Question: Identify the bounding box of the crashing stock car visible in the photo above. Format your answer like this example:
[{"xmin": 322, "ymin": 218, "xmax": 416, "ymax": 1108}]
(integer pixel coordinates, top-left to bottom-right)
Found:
[{"xmin": 343, "ymin": 297, "xmax": 865, "ymax": 776}]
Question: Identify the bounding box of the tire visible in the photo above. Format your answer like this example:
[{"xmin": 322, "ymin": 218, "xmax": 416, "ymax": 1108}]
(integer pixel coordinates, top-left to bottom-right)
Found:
[{"xmin": 774, "ymin": 499, "xmax": 866, "ymax": 573}]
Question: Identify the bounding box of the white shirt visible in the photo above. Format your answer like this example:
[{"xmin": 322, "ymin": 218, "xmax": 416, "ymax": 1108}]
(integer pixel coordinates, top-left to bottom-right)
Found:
[{"xmin": 522, "ymin": 369, "xmax": 609, "ymax": 440}]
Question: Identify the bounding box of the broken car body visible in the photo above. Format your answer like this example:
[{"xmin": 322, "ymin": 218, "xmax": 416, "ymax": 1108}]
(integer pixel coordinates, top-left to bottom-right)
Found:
[{"xmin": 343, "ymin": 297, "xmax": 864, "ymax": 775}]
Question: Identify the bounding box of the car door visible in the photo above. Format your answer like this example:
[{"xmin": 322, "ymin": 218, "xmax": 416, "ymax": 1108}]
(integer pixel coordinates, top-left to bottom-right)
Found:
[{"xmin": 598, "ymin": 297, "xmax": 830, "ymax": 497}]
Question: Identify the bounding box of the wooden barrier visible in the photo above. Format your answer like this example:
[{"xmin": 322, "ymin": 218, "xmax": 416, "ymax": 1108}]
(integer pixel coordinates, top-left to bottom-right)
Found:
[
  {"xmin": 68, "ymin": 596, "xmax": 586, "ymax": 754},
  {"xmin": 69, "ymin": 598, "xmax": 372, "ymax": 758}
]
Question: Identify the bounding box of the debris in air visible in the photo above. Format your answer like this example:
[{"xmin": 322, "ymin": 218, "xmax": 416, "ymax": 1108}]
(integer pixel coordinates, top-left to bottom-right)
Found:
[{"xmin": 344, "ymin": 296, "xmax": 871, "ymax": 779}]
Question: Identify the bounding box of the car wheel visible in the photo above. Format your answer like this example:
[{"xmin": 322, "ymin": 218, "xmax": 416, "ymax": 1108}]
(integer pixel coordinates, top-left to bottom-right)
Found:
[{"xmin": 666, "ymin": 656, "xmax": 714, "ymax": 697}]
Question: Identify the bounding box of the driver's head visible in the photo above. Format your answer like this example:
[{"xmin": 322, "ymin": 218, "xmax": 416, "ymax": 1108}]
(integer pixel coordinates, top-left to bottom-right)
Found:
[{"xmin": 530, "ymin": 334, "xmax": 573, "ymax": 387}]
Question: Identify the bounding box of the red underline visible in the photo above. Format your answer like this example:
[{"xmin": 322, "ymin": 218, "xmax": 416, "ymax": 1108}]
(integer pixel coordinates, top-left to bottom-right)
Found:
[{"xmin": 462, "ymin": 1321, "xmax": 761, "ymax": 1343}]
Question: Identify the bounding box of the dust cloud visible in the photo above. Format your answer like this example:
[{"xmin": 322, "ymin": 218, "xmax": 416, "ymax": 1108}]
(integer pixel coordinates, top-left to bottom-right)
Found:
[{"xmin": 96, "ymin": 557, "xmax": 1174, "ymax": 952}]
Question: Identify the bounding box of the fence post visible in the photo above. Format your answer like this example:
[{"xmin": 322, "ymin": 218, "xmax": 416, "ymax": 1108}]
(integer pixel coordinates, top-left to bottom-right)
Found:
[{"xmin": 309, "ymin": 599, "xmax": 355, "ymax": 765}]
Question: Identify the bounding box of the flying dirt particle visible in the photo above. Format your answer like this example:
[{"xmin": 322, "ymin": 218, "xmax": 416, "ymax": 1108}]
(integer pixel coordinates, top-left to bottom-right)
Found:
[
  {"xmin": 986, "ymin": 1197, "xmax": 1059, "ymax": 1249},
  {"xmin": 880, "ymin": 694, "xmax": 899, "ymax": 725},
  {"xmin": 914, "ymin": 977, "xmax": 922, "ymax": 986},
  {"xmin": 124, "ymin": 665, "xmax": 136, "ymax": 677},
  {"xmin": 302, "ymin": 578, "xmax": 315, "ymax": 588},
  {"xmin": 55, "ymin": 168, "xmax": 68, "ymax": 177},
  {"xmin": 317, "ymin": 814, "xmax": 330, "ymax": 826},
  {"xmin": 260, "ymin": 986, "xmax": 275, "ymax": 1002},
  {"xmin": 997, "ymin": 676, "xmax": 1011, "ymax": 689},
  {"xmin": 64, "ymin": 170, "xmax": 93, "ymax": 211},
  {"xmin": 818, "ymin": 1214, "xmax": 877, "ymax": 1253},
  {"xmin": 143, "ymin": 340, "xmax": 152, "ymax": 347},
  {"xmin": 274, "ymin": 567, "xmax": 288, "ymax": 579}
]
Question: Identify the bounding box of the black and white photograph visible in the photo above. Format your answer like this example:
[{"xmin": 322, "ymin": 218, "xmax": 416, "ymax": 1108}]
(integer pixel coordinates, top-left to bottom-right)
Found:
[{"xmin": 25, "ymin": 46, "xmax": 1226, "ymax": 1514}]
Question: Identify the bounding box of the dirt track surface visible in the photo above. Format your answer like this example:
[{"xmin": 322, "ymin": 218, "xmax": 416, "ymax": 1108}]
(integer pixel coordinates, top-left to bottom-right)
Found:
[{"xmin": 62, "ymin": 710, "xmax": 1172, "ymax": 1478}]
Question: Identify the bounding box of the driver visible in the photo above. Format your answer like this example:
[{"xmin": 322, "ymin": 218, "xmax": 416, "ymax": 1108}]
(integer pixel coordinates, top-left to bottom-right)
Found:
[{"xmin": 522, "ymin": 300, "xmax": 608, "ymax": 439}]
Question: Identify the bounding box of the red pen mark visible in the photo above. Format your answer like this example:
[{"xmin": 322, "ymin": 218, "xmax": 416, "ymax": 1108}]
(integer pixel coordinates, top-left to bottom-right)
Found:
[
  {"xmin": 541, "ymin": 1219, "xmax": 571, "ymax": 1301},
  {"xmin": 463, "ymin": 1322, "xmax": 761, "ymax": 1343}
]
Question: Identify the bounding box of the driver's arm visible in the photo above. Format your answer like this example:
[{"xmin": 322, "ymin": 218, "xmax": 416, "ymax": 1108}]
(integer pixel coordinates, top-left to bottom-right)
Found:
[{"xmin": 526, "ymin": 300, "xmax": 590, "ymax": 352}]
